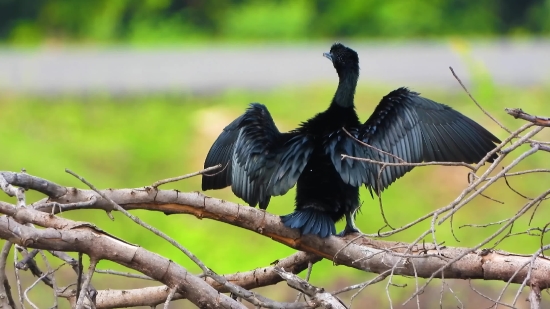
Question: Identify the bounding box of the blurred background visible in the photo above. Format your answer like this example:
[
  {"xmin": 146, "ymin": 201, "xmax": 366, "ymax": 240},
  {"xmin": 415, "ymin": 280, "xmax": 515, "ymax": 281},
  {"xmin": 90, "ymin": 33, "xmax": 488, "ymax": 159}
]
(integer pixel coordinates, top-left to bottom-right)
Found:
[{"xmin": 1, "ymin": 0, "xmax": 550, "ymax": 308}]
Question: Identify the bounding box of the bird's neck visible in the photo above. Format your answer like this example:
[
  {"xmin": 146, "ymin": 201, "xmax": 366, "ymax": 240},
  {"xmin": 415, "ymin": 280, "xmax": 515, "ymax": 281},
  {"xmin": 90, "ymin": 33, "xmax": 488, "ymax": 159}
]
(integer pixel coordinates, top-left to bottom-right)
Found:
[{"xmin": 331, "ymin": 71, "xmax": 358, "ymax": 108}]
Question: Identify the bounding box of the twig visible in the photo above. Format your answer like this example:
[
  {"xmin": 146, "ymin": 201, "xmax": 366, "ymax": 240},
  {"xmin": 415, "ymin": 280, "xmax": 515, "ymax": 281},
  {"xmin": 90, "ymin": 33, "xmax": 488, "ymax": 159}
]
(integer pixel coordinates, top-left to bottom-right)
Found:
[
  {"xmin": 474, "ymin": 121, "xmax": 533, "ymax": 171},
  {"xmin": 438, "ymin": 140, "xmax": 541, "ymax": 224},
  {"xmin": 341, "ymin": 127, "xmax": 406, "ymax": 162},
  {"xmin": 0, "ymin": 241, "xmax": 14, "ymax": 309},
  {"xmin": 511, "ymin": 244, "xmax": 550, "ymax": 307},
  {"xmin": 66, "ymin": 168, "xmax": 212, "ymax": 274},
  {"xmin": 459, "ymin": 219, "xmax": 509, "ymax": 229},
  {"xmin": 341, "ymin": 155, "xmax": 475, "ymax": 169},
  {"xmin": 528, "ymin": 284, "xmax": 541, "ymax": 309},
  {"xmin": 66, "ymin": 169, "xmax": 269, "ymax": 308},
  {"xmin": 76, "ymin": 252, "xmax": 83, "ymax": 306},
  {"xmin": 0, "ymin": 172, "xmax": 67, "ymax": 198},
  {"xmin": 505, "ymin": 108, "xmax": 550, "ymax": 127},
  {"xmin": 503, "ymin": 172, "xmax": 533, "ymax": 200},
  {"xmin": 403, "ymin": 187, "xmax": 550, "ymax": 304},
  {"xmin": 15, "ymin": 249, "xmax": 39, "ymax": 271},
  {"xmin": 33, "ymin": 196, "xmax": 97, "ymax": 215},
  {"xmin": 331, "ymin": 270, "xmax": 390, "ymax": 297},
  {"xmin": 14, "ymin": 247, "xmax": 53, "ymax": 289},
  {"xmin": 468, "ymin": 280, "xmax": 515, "ymax": 308},
  {"xmin": 497, "ymin": 169, "xmax": 550, "ymax": 178},
  {"xmin": 450, "ymin": 66, "xmax": 511, "ymax": 133},
  {"xmin": 39, "ymin": 251, "xmax": 58, "ymax": 308},
  {"xmin": 75, "ymin": 258, "xmax": 98, "ymax": 309},
  {"xmin": 13, "ymin": 246, "xmax": 24, "ymax": 309},
  {"xmin": 294, "ymin": 261, "xmax": 313, "ymax": 302},
  {"xmin": 164, "ymin": 286, "xmax": 178, "ymax": 309},
  {"xmin": 444, "ymin": 281, "xmax": 464, "ymax": 309},
  {"xmin": 493, "ymin": 258, "xmax": 532, "ymax": 308},
  {"xmin": 152, "ymin": 165, "xmax": 221, "ymax": 188},
  {"xmin": 0, "ymin": 174, "xmax": 19, "ymax": 197},
  {"xmin": 274, "ymin": 267, "xmax": 347, "ymax": 309},
  {"xmin": 95, "ymin": 269, "xmax": 154, "ymax": 280},
  {"xmin": 23, "ymin": 263, "xmax": 65, "ymax": 309}
]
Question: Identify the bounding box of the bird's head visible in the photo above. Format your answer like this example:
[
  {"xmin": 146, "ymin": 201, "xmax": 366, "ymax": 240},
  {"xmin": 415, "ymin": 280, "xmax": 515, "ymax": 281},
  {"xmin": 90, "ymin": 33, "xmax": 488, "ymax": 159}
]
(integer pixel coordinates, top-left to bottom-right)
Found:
[{"xmin": 323, "ymin": 43, "xmax": 359, "ymax": 76}]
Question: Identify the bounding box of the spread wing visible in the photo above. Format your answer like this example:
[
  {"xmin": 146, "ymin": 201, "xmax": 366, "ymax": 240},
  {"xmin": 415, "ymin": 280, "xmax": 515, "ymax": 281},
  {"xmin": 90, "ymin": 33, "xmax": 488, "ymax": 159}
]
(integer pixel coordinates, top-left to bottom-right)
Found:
[
  {"xmin": 202, "ymin": 103, "xmax": 314, "ymax": 209},
  {"xmin": 331, "ymin": 87, "xmax": 501, "ymax": 194}
]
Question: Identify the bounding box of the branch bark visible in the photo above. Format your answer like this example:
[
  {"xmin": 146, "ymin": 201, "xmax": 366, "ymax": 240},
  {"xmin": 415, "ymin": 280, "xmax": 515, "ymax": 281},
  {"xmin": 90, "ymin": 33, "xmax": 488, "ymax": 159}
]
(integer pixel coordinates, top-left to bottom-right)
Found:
[
  {"xmin": 23, "ymin": 186, "xmax": 550, "ymax": 289},
  {"xmin": 0, "ymin": 204, "xmax": 245, "ymax": 309},
  {"xmin": 55, "ymin": 251, "xmax": 319, "ymax": 308}
]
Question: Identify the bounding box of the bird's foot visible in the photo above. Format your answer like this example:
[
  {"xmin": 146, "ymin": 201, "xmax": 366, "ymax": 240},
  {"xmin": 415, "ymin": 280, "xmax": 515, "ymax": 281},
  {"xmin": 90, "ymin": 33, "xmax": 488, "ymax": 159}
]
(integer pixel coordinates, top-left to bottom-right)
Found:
[{"xmin": 337, "ymin": 226, "xmax": 363, "ymax": 237}]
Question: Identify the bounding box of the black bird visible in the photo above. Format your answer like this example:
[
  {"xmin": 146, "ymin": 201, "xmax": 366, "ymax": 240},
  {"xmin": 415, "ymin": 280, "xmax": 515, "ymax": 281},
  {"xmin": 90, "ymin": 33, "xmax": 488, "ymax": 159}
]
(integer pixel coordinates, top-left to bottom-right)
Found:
[{"xmin": 202, "ymin": 43, "xmax": 500, "ymax": 238}]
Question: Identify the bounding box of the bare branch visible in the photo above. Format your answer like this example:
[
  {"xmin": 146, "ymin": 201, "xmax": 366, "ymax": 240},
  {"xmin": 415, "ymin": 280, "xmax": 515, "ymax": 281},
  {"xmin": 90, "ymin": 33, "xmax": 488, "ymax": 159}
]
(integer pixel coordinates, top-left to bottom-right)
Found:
[
  {"xmin": 8, "ymin": 193, "xmax": 550, "ymax": 290},
  {"xmin": 15, "ymin": 247, "xmax": 53, "ymax": 289},
  {"xmin": 163, "ymin": 286, "xmax": 177, "ymax": 309},
  {"xmin": 505, "ymin": 108, "xmax": 550, "ymax": 127},
  {"xmin": 24, "ymin": 263, "xmax": 65, "ymax": 309},
  {"xmin": 94, "ymin": 269, "xmax": 153, "ymax": 281},
  {"xmin": 65, "ymin": 251, "xmax": 318, "ymax": 308},
  {"xmin": 449, "ymin": 66, "xmax": 511, "ymax": 133},
  {"xmin": 0, "ymin": 172, "xmax": 66, "ymax": 198},
  {"xmin": 152, "ymin": 164, "xmax": 221, "ymax": 188},
  {"xmin": 0, "ymin": 206, "xmax": 245, "ymax": 309},
  {"xmin": 39, "ymin": 250, "xmax": 58, "ymax": 308},
  {"xmin": 274, "ymin": 267, "xmax": 346, "ymax": 309},
  {"xmin": 13, "ymin": 246, "xmax": 23, "ymax": 309},
  {"xmin": 340, "ymin": 155, "xmax": 475, "ymax": 169},
  {"xmin": 468, "ymin": 280, "xmax": 515, "ymax": 308},
  {"xmin": 529, "ymin": 284, "xmax": 541, "ymax": 309},
  {"xmin": 65, "ymin": 169, "xmax": 277, "ymax": 307},
  {"xmin": 65, "ymin": 169, "xmax": 212, "ymax": 274},
  {"xmin": 404, "ymin": 187, "xmax": 550, "ymax": 304},
  {"xmin": 75, "ymin": 258, "xmax": 98, "ymax": 309},
  {"xmin": 0, "ymin": 241, "xmax": 14, "ymax": 309},
  {"xmin": 15, "ymin": 248, "xmax": 39, "ymax": 271}
]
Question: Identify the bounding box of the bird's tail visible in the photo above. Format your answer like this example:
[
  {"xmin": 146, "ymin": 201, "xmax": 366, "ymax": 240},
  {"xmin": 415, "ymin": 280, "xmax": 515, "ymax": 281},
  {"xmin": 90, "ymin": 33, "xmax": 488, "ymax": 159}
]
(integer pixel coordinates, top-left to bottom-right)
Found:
[{"xmin": 281, "ymin": 209, "xmax": 336, "ymax": 238}]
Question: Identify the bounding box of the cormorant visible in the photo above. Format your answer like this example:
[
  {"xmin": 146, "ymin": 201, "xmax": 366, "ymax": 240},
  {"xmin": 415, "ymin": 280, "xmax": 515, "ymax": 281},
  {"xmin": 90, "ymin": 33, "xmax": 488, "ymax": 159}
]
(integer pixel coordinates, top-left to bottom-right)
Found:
[{"xmin": 202, "ymin": 43, "xmax": 500, "ymax": 238}]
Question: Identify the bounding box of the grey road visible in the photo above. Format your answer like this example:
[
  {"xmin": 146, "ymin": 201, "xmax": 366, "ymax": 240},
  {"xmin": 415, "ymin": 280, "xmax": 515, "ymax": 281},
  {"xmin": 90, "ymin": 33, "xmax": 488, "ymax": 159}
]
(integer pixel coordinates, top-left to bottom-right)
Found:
[{"xmin": 0, "ymin": 40, "xmax": 548, "ymax": 95}]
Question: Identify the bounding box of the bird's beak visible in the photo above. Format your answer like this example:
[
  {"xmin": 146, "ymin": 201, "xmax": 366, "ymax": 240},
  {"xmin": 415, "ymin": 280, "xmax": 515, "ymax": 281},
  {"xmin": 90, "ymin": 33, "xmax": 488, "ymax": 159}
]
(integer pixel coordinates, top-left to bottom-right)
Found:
[{"xmin": 323, "ymin": 52, "xmax": 332, "ymax": 61}]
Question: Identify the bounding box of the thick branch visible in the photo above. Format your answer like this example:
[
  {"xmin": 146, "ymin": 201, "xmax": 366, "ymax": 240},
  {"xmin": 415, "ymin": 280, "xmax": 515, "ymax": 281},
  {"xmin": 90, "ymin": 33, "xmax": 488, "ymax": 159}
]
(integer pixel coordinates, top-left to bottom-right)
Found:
[
  {"xmin": 0, "ymin": 205, "xmax": 244, "ymax": 309},
  {"xmin": 1, "ymin": 172, "xmax": 66, "ymax": 198},
  {"xmin": 25, "ymin": 187, "xmax": 550, "ymax": 289},
  {"xmin": 66, "ymin": 251, "xmax": 319, "ymax": 308},
  {"xmin": 505, "ymin": 108, "xmax": 550, "ymax": 127}
]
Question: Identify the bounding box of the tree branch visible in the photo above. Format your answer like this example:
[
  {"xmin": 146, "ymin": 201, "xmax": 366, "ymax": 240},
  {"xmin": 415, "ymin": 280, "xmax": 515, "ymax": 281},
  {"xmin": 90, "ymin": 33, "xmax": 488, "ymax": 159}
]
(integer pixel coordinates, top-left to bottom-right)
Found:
[
  {"xmin": 1, "ymin": 172, "xmax": 66, "ymax": 198},
  {"xmin": 0, "ymin": 204, "xmax": 245, "ymax": 309},
  {"xmin": 16, "ymin": 187, "xmax": 550, "ymax": 289},
  {"xmin": 71, "ymin": 251, "xmax": 319, "ymax": 308},
  {"xmin": 0, "ymin": 241, "xmax": 14, "ymax": 309},
  {"xmin": 505, "ymin": 108, "xmax": 550, "ymax": 127}
]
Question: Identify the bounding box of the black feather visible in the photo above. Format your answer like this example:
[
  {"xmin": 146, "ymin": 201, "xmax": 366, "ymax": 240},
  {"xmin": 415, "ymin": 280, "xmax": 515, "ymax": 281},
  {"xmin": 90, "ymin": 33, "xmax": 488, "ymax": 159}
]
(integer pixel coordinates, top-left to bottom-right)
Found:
[{"xmin": 202, "ymin": 43, "xmax": 500, "ymax": 238}]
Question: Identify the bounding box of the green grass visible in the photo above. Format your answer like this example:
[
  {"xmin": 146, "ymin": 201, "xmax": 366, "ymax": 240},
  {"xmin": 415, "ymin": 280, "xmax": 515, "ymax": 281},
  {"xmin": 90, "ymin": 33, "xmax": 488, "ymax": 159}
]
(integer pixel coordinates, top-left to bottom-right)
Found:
[{"xmin": 1, "ymin": 82, "xmax": 550, "ymax": 307}]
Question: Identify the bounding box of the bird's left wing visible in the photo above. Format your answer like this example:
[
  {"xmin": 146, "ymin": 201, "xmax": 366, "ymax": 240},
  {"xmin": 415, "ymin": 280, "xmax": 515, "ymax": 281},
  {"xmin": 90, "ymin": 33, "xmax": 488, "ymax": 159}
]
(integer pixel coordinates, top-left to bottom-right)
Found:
[{"xmin": 328, "ymin": 88, "xmax": 500, "ymax": 195}]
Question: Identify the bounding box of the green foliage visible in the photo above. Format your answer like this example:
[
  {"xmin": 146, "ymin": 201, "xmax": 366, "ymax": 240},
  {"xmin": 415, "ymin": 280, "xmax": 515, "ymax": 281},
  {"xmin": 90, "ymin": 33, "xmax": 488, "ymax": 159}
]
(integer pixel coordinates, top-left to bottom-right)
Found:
[
  {"xmin": 1, "ymin": 0, "xmax": 550, "ymax": 45},
  {"xmin": 222, "ymin": 0, "xmax": 313, "ymax": 40}
]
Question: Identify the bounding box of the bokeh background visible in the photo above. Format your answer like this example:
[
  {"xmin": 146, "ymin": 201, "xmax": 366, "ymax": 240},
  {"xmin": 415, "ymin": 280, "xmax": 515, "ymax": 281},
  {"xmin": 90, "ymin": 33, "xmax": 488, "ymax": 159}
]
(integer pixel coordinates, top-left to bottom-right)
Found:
[{"xmin": 1, "ymin": 0, "xmax": 550, "ymax": 308}]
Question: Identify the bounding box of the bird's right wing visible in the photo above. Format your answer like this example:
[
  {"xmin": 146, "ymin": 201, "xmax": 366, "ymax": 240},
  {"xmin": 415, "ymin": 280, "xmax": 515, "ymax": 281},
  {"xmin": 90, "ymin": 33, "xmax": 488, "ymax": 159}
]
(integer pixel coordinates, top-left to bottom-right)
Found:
[{"xmin": 202, "ymin": 103, "xmax": 314, "ymax": 209}]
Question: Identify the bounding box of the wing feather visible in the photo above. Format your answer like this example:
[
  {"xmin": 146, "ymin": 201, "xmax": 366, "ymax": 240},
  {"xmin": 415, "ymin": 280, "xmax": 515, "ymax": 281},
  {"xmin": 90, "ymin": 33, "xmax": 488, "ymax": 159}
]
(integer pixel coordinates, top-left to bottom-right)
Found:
[
  {"xmin": 202, "ymin": 103, "xmax": 313, "ymax": 209},
  {"xmin": 329, "ymin": 88, "xmax": 500, "ymax": 193}
]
